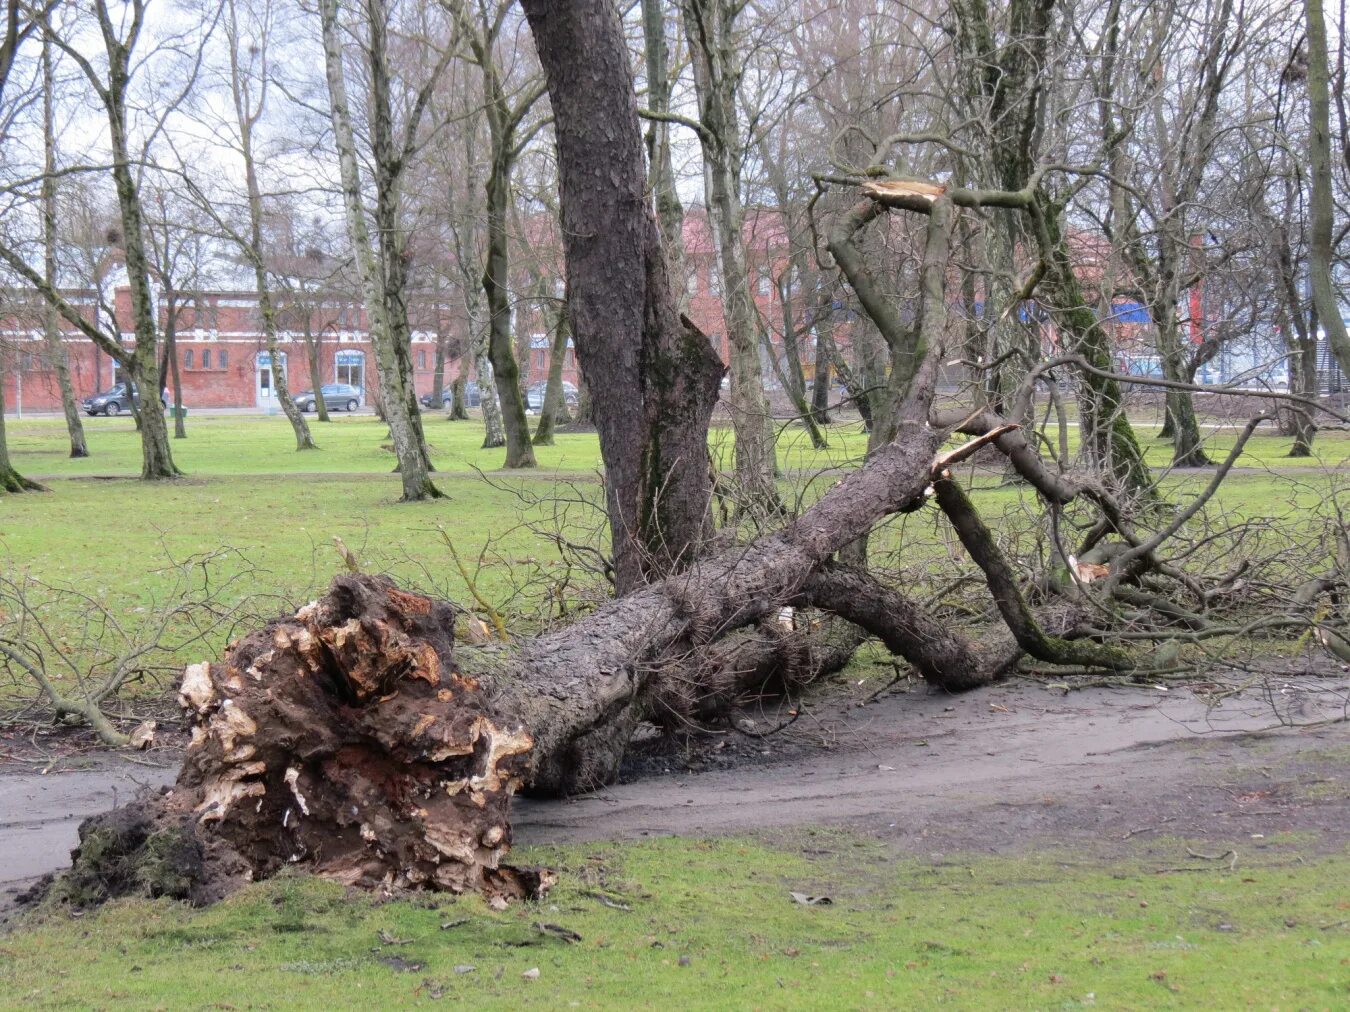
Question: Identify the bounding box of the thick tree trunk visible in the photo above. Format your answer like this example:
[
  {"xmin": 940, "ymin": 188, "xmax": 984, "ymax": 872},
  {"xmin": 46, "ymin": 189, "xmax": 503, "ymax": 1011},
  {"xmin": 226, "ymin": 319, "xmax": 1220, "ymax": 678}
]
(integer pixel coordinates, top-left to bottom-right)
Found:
[
  {"xmin": 48, "ymin": 406, "xmax": 956, "ymax": 907},
  {"xmin": 525, "ymin": 0, "xmax": 724, "ymax": 593}
]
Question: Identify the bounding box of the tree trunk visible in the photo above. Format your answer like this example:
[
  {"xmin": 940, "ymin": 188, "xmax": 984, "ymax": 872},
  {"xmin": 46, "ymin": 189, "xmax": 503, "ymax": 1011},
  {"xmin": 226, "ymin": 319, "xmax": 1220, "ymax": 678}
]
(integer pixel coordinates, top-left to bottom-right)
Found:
[
  {"xmin": 303, "ymin": 321, "xmax": 331, "ymax": 422},
  {"xmin": 0, "ymin": 358, "xmax": 46, "ymax": 493},
  {"xmin": 641, "ymin": 0, "xmax": 688, "ymax": 313},
  {"xmin": 682, "ymin": 0, "xmax": 779, "ymax": 515},
  {"xmin": 532, "ymin": 299, "xmax": 571, "ymax": 446},
  {"xmin": 163, "ymin": 302, "xmax": 186, "ymax": 439},
  {"xmin": 42, "ymin": 34, "xmax": 87, "ymax": 459},
  {"xmin": 525, "ymin": 0, "xmax": 724, "ymax": 593},
  {"xmin": 1155, "ymin": 314, "xmax": 1210, "ymax": 467},
  {"xmin": 777, "ymin": 269, "xmax": 827, "ymax": 448},
  {"xmin": 431, "ymin": 326, "xmax": 448, "ymax": 413},
  {"xmin": 482, "ymin": 159, "xmax": 536, "ymax": 469},
  {"xmin": 105, "ymin": 29, "xmax": 180, "ymax": 479},
  {"xmin": 47, "ymin": 406, "xmax": 957, "ymax": 907},
  {"xmin": 1307, "ymin": 0, "xmax": 1350, "ymax": 378},
  {"xmin": 449, "ymin": 366, "xmax": 469, "ymax": 420},
  {"xmin": 319, "ymin": 0, "xmax": 440, "ymax": 500},
  {"xmin": 226, "ymin": 0, "xmax": 317, "ymax": 454},
  {"xmin": 476, "ymin": 349, "xmax": 505, "ymax": 448}
]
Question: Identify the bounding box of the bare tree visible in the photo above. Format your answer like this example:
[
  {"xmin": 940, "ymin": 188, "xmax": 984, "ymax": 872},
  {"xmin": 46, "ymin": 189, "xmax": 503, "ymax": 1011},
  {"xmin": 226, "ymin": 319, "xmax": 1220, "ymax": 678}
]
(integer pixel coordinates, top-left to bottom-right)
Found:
[
  {"xmin": 0, "ymin": 0, "xmax": 205, "ymax": 479},
  {"xmin": 674, "ymin": 0, "xmax": 780, "ymax": 513},
  {"xmin": 318, "ymin": 0, "xmax": 451, "ymax": 499},
  {"xmin": 1305, "ymin": 0, "xmax": 1350, "ymax": 379},
  {"xmin": 220, "ymin": 0, "xmax": 316, "ymax": 450},
  {"xmin": 442, "ymin": 0, "xmax": 546, "ymax": 469},
  {"xmin": 39, "ymin": 30, "xmax": 86, "ymax": 457}
]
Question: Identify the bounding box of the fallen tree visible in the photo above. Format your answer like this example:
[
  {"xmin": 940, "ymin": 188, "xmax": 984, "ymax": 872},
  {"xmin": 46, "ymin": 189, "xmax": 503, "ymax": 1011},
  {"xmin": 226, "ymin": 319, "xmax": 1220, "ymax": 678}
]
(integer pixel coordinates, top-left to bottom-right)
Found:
[{"xmin": 36, "ymin": 0, "xmax": 1350, "ymax": 910}]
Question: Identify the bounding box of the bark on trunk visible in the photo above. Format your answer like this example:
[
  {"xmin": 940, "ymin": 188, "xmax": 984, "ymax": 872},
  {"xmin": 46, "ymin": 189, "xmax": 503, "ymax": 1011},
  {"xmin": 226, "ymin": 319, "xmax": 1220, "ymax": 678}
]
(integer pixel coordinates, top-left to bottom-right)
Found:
[
  {"xmin": 450, "ymin": 367, "xmax": 469, "ymax": 420},
  {"xmin": 476, "ymin": 349, "xmax": 505, "ymax": 448},
  {"xmin": 524, "ymin": 0, "xmax": 724, "ymax": 594},
  {"xmin": 641, "ymin": 0, "xmax": 688, "ymax": 313},
  {"xmin": 482, "ymin": 169, "xmax": 537, "ymax": 467}
]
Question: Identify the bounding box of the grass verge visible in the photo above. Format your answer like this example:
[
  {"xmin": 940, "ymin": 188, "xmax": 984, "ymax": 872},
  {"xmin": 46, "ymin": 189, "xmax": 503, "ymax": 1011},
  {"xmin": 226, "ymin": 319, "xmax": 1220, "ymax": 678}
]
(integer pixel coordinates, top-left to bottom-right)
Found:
[{"xmin": 1, "ymin": 833, "xmax": 1345, "ymax": 1008}]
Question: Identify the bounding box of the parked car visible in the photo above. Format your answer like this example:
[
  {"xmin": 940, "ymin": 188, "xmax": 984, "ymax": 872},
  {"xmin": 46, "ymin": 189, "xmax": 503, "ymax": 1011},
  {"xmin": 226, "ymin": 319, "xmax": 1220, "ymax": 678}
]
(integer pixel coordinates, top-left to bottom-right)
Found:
[
  {"xmin": 420, "ymin": 381, "xmax": 481, "ymax": 410},
  {"xmin": 525, "ymin": 381, "xmax": 579, "ymax": 412},
  {"xmin": 293, "ymin": 383, "xmax": 363, "ymax": 413},
  {"xmin": 82, "ymin": 383, "xmax": 167, "ymax": 416}
]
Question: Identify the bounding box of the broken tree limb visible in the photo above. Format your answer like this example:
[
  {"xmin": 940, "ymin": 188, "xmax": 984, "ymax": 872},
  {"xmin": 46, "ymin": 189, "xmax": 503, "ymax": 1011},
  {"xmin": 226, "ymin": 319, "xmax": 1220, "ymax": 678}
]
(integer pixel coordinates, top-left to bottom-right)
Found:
[
  {"xmin": 932, "ymin": 476, "xmax": 1134, "ymax": 671},
  {"xmin": 802, "ymin": 565, "xmax": 1022, "ymax": 691}
]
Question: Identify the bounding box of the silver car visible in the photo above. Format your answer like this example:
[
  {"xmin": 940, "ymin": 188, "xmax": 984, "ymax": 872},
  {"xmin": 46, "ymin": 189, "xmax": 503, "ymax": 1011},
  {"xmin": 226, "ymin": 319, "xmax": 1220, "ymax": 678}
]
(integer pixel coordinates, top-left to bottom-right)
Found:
[{"xmin": 294, "ymin": 384, "xmax": 363, "ymax": 412}]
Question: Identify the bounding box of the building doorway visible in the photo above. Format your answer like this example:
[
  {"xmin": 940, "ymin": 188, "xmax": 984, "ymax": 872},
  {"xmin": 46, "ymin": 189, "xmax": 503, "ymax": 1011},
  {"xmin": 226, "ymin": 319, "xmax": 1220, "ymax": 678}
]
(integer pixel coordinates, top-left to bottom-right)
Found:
[
  {"xmin": 256, "ymin": 351, "xmax": 286, "ymax": 408},
  {"xmin": 335, "ymin": 350, "xmax": 365, "ymax": 401}
]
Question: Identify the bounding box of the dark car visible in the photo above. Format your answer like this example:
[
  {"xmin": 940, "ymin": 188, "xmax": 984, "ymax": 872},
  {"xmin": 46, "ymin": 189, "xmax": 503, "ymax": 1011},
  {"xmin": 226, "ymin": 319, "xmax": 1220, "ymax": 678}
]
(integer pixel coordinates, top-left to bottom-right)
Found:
[
  {"xmin": 82, "ymin": 383, "xmax": 167, "ymax": 417},
  {"xmin": 294, "ymin": 384, "xmax": 363, "ymax": 413},
  {"xmin": 525, "ymin": 381, "xmax": 579, "ymax": 412},
  {"xmin": 420, "ymin": 381, "xmax": 481, "ymax": 410}
]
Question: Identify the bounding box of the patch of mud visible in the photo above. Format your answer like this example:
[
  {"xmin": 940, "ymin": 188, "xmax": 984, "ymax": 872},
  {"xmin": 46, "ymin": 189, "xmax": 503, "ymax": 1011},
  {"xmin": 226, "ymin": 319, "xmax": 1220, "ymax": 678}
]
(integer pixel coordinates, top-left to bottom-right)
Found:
[{"xmin": 516, "ymin": 677, "xmax": 1350, "ymax": 862}]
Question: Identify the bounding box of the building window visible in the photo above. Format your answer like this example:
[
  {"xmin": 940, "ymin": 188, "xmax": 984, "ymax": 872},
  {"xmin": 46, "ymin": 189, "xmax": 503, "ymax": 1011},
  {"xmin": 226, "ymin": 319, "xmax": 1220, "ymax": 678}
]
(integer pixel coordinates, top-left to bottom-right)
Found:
[
  {"xmin": 184, "ymin": 348, "xmax": 194, "ymax": 369},
  {"xmin": 202, "ymin": 348, "xmax": 212, "ymax": 370},
  {"xmin": 218, "ymin": 348, "xmax": 228, "ymax": 369},
  {"xmin": 417, "ymin": 349, "xmax": 426, "ymax": 370},
  {"xmin": 758, "ymin": 270, "xmax": 773, "ymax": 296},
  {"xmin": 687, "ymin": 268, "xmax": 698, "ymax": 295}
]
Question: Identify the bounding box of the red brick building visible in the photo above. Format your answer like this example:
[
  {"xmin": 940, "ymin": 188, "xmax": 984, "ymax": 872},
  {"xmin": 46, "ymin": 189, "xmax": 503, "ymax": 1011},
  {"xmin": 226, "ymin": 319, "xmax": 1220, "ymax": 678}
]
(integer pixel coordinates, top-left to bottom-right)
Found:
[{"xmin": 2, "ymin": 207, "xmax": 798, "ymax": 412}]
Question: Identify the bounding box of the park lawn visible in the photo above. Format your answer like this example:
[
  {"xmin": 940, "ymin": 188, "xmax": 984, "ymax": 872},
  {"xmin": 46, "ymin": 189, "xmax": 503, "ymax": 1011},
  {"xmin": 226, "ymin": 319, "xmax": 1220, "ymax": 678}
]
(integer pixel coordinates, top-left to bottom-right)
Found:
[
  {"xmin": 1, "ymin": 833, "xmax": 1345, "ymax": 1009},
  {"xmin": 3, "ymin": 412, "xmax": 1347, "ymax": 705},
  {"xmin": 8, "ymin": 411, "xmax": 1350, "ymax": 480}
]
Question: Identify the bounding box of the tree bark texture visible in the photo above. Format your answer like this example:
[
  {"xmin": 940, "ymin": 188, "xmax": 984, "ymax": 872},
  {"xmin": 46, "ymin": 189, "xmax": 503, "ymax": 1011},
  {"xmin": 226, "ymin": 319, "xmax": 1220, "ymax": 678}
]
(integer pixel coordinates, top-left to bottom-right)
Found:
[{"xmin": 524, "ymin": 0, "xmax": 725, "ymax": 594}]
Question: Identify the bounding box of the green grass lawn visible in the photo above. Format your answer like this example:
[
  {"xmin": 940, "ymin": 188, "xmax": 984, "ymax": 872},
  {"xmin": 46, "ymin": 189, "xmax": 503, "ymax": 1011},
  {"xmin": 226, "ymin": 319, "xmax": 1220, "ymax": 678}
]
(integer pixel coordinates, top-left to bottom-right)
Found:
[
  {"xmin": 3, "ymin": 411, "xmax": 1349, "ymax": 705},
  {"xmin": 3, "ymin": 417, "xmax": 1349, "ymax": 1008},
  {"xmin": 2, "ymin": 833, "xmax": 1344, "ymax": 1009}
]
